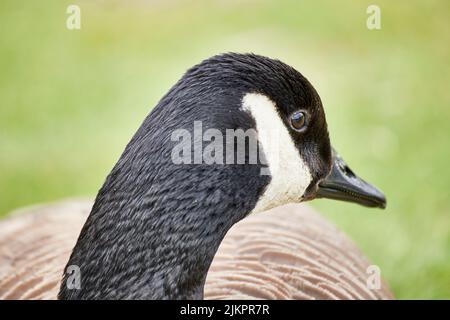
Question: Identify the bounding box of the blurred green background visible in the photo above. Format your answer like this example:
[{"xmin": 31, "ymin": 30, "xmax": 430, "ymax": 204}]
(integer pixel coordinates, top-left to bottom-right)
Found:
[{"xmin": 1, "ymin": 0, "xmax": 449, "ymax": 299}]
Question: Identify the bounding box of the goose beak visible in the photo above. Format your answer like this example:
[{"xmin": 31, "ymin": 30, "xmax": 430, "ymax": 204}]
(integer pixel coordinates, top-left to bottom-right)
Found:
[{"xmin": 316, "ymin": 149, "xmax": 387, "ymax": 209}]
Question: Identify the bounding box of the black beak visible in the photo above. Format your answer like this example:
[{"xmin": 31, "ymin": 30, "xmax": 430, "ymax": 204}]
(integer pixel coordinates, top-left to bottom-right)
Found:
[{"xmin": 316, "ymin": 149, "xmax": 387, "ymax": 209}]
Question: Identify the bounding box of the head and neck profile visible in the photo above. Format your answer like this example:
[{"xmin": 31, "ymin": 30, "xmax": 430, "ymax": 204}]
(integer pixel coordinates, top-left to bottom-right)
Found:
[{"xmin": 58, "ymin": 53, "xmax": 386, "ymax": 300}]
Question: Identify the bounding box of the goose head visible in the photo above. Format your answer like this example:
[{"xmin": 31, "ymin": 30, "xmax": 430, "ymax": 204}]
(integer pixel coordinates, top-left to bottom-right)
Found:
[
  {"xmin": 59, "ymin": 53, "xmax": 386, "ymax": 300},
  {"xmin": 165, "ymin": 53, "xmax": 386, "ymax": 211}
]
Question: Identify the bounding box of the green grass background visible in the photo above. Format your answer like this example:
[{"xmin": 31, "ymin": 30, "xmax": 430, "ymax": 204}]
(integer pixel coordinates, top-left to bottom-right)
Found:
[{"xmin": 1, "ymin": 0, "xmax": 449, "ymax": 299}]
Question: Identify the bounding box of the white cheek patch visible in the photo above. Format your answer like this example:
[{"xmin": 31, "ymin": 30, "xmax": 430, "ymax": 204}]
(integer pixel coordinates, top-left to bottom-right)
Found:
[{"xmin": 242, "ymin": 93, "xmax": 312, "ymax": 214}]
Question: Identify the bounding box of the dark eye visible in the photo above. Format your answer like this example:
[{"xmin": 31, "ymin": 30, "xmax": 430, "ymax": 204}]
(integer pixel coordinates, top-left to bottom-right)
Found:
[{"xmin": 290, "ymin": 111, "xmax": 307, "ymax": 131}]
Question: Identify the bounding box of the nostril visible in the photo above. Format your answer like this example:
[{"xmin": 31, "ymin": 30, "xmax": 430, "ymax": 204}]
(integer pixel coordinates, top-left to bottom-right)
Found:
[{"xmin": 339, "ymin": 162, "xmax": 355, "ymax": 178}]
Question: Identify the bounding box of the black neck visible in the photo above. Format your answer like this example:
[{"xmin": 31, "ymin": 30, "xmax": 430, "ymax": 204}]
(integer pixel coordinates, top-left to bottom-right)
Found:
[
  {"xmin": 57, "ymin": 54, "xmax": 288, "ymax": 299},
  {"xmin": 59, "ymin": 120, "xmax": 267, "ymax": 299}
]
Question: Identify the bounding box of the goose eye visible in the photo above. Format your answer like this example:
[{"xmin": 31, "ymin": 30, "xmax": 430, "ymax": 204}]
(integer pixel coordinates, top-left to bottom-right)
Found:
[{"xmin": 290, "ymin": 111, "xmax": 307, "ymax": 131}]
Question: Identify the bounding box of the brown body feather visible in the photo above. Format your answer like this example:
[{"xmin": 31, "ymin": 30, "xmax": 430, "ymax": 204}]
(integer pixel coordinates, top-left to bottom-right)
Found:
[{"xmin": 0, "ymin": 200, "xmax": 393, "ymax": 300}]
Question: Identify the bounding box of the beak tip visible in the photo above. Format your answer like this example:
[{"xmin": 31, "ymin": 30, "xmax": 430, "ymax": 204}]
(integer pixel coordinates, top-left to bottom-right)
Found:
[
  {"xmin": 365, "ymin": 189, "xmax": 386, "ymax": 209},
  {"xmin": 373, "ymin": 189, "xmax": 387, "ymax": 209},
  {"xmin": 379, "ymin": 196, "xmax": 387, "ymax": 209}
]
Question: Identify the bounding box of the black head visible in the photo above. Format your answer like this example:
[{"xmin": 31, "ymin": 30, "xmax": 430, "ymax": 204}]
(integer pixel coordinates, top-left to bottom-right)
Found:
[{"xmin": 171, "ymin": 53, "xmax": 385, "ymax": 210}]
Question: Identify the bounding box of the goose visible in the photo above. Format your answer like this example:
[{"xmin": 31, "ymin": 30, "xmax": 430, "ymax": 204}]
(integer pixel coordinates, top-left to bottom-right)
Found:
[{"xmin": 0, "ymin": 53, "xmax": 391, "ymax": 300}]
